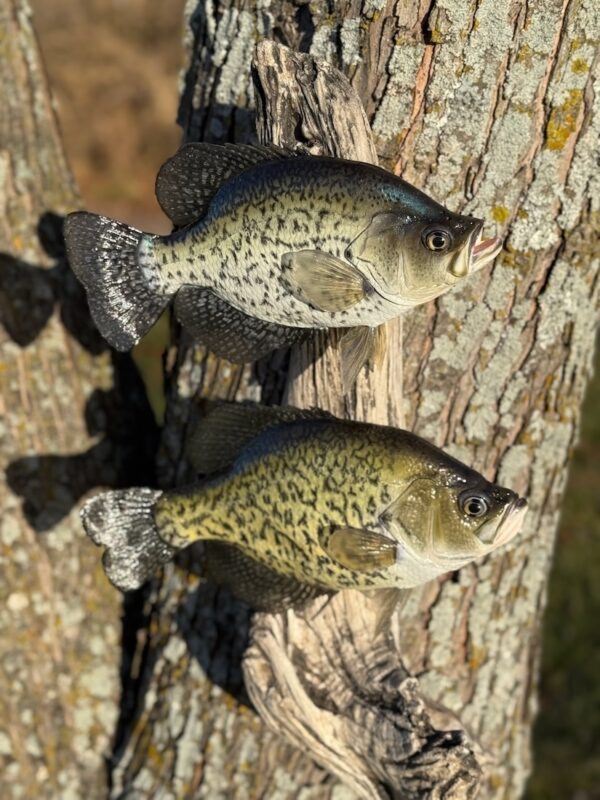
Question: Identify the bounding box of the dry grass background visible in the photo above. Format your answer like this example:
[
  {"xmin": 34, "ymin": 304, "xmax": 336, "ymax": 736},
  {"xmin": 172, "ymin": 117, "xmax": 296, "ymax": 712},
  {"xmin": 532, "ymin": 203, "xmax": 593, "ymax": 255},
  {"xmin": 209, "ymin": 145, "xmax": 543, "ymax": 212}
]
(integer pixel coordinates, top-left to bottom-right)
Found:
[
  {"xmin": 28, "ymin": 2, "xmax": 600, "ymax": 797},
  {"xmin": 31, "ymin": 0, "xmax": 184, "ymax": 231}
]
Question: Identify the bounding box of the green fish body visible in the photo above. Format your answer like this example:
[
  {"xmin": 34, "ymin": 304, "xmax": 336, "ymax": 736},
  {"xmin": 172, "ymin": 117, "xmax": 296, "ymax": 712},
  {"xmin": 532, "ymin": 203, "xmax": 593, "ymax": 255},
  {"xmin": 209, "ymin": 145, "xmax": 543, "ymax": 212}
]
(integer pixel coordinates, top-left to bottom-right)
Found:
[
  {"xmin": 82, "ymin": 405, "xmax": 526, "ymax": 609},
  {"xmin": 65, "ymin": 145, "xmax": 500, "ymax": 383}
]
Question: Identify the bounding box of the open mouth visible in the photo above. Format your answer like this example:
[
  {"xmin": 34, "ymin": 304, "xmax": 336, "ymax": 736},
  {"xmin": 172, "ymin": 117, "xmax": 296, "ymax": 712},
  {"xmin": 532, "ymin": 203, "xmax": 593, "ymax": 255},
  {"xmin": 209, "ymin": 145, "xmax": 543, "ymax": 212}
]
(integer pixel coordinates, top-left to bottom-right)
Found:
[
  {"xmin": 493, "ymin": 497, "xmax": 527, "ymax": 548},
  {"xmin": 470, "ymin": 233, "xmax": 502, "ymax": 272}
]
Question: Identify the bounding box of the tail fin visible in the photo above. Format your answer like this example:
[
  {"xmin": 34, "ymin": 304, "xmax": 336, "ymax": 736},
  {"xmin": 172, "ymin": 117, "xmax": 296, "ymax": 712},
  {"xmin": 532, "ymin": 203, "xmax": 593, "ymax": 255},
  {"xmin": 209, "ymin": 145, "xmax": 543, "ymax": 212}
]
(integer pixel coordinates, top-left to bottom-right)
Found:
[
  {"xmin": 64, "ymin": 211, "xmax": 170, "ymax": 351},
  {"xmin": 81, "ymin": 488, "xmax": 175, "ymax": 591}
]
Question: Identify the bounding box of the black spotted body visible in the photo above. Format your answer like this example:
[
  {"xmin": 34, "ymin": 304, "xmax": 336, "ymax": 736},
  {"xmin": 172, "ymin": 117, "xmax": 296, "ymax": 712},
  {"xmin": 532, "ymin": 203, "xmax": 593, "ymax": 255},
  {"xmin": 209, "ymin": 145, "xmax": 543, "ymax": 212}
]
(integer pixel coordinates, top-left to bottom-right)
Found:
[
  {"xmin": 152, "ymin": 416, "xmax": 522, "ymax": 591},
  {"xmin": 66, "ymin": 145, "xmax": 499, "ymax": 381},
  {"xmin": 155, "ymin": 420, "xmax": 399, "ymax": 590},
  {"xmin": 143, "ymin": 158, "xmax": 422, "ymax": 329},
  {"xmin": 81, "ymin": 407, "xmax": 526, "ymax": 598}
]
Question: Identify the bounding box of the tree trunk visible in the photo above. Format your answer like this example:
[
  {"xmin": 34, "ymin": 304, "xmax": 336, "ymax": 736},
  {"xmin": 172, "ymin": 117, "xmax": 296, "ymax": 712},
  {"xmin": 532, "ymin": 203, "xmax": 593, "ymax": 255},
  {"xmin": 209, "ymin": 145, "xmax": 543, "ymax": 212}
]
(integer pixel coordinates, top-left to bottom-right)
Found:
[
  {"xmin": 107, "ymin": 2, "xmax": 599, "ymax": 798},
  {"xmin": 0, "ymin": 2, "xmax": 159, "ymax": 797}
]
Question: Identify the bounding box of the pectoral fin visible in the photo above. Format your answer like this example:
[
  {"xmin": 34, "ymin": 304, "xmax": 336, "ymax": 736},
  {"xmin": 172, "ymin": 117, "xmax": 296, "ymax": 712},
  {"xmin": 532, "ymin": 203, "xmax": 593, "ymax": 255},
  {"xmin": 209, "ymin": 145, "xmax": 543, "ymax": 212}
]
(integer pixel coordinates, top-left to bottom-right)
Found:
[
  {"xmin": 284, "ymin": 250, "xmax": 366, "ymax": 312},
  {"xmin": 339, "ymin": 324, "xmax": 387, "ymax": 390},
  {"xmin": 322, "ymin": 527, "xmax": 397, "ymax": 571}
]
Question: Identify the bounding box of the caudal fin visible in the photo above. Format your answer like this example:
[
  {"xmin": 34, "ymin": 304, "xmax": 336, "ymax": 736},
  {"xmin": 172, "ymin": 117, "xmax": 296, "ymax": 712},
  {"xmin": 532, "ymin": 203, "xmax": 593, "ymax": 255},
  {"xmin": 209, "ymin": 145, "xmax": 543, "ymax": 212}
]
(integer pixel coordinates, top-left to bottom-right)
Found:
[
  {"xmin": 81, "ymin": 488, "xmax": 175, "ymax": 591},
  {"xmin": 64, "ymin": 211, "xmax": 170, "ymax": 351}
]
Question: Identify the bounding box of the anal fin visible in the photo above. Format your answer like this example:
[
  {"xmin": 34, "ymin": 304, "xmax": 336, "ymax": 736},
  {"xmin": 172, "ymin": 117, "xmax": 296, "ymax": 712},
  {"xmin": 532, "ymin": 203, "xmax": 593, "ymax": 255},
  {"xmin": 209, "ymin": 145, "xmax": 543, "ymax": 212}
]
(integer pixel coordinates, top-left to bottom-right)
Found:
[
  {"xmin": 204, "ymin": 541, "xmax": 328, "ymax": 612},
  {"xmin": 174, "ymin": 285, "xmax": 309, "ymax": 362}
]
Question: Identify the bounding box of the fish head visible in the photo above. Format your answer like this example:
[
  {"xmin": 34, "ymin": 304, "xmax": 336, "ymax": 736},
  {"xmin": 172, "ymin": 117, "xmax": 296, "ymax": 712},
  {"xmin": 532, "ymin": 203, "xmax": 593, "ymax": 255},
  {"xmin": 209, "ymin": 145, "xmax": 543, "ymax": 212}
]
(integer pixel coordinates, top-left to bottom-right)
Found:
[
  {"xmin": 346, "ymin": 207, "xmax": 501, "ymax": 305},
  {"xmin": 383, "ymin": 471, "xmax": 527, "ymax": 580}
]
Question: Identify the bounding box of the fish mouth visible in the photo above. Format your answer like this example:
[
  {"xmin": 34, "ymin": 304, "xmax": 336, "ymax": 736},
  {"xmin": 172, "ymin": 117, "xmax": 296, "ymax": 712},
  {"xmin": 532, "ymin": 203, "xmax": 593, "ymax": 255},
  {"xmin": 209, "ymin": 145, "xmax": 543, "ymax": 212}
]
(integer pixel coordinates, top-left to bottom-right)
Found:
[
  {"xmin": 469, "ymin": 231, "xmax": 502, "ymax": 273},
  {"xmin": 491, "ymin": 496, "xmax": 527, "ymax": 548},
  {"xmin": 446, "ymin": 222, "xmax": 501, "ymax": 281}
]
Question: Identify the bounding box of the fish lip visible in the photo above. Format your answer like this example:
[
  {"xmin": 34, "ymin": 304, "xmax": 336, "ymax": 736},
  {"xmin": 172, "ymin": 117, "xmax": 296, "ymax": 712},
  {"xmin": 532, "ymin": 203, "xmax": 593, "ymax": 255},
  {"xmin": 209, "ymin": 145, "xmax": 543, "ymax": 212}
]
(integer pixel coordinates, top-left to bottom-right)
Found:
[
  {"xmin": 492, "ymin": 496, "xmax": 527, "ymax": 548},
  {"xmin": 469, "ymin": 230, "xmax": 503, "ymax": 272}
]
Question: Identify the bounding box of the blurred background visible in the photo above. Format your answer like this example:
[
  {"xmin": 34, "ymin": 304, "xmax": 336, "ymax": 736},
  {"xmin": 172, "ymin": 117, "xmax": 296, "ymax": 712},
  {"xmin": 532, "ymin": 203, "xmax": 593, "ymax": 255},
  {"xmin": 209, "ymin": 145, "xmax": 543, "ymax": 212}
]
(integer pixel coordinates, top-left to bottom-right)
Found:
[{"xmin": 30, "ymin": 1, "xmax": 600, "ymax": 797}]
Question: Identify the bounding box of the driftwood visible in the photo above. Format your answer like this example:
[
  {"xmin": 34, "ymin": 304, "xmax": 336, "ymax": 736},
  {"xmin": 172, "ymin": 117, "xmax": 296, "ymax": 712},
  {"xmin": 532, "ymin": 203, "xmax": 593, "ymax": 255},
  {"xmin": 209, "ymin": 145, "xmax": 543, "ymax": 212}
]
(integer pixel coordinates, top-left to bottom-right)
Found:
[
  {"xmin": 110, "ymin": 2, "xmax": 600, "ymax": 796},
  {"xmin": 244, "ymin": 42, "xmax": 480, "ymax": 798}
]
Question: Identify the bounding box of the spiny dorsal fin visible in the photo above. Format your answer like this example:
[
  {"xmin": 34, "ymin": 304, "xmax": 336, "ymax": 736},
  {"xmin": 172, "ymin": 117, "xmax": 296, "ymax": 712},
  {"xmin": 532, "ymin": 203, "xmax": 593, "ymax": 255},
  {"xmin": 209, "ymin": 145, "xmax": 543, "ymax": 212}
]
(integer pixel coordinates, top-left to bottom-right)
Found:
[
  {"xmin": 156, "ymin": 142, "xmax": 296, "ymax": 227},
  {"xmin": 186, "ymin": 402, "xmax": 334, "ymax": 476}
]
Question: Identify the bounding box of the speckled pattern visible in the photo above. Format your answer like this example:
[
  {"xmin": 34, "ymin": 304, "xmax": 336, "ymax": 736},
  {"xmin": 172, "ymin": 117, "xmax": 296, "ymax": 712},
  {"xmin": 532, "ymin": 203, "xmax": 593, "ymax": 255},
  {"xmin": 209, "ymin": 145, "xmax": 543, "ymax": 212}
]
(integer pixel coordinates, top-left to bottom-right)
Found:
[
  {"xmin": 173, "ymin": 285, "xmax": 309, "ymax": 361},
  {"xmin": 154, "ymin": 417, "xmax": 522, "ymax": 592},
  {"xmin": 144, "ymin": 155, "xmax": 482, "ymax": 329}
]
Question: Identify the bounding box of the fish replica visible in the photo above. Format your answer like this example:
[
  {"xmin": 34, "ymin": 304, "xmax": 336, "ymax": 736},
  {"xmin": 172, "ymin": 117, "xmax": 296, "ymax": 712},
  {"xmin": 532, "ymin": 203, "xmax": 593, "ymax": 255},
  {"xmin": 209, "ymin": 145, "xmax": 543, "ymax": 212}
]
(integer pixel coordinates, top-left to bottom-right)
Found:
[
  {"xmin": 64, "ymin": 144, "xmax": 501, "ymax": 385},
  {"xmin": 81, "ymin": 404, "xmax": 526, "ymax": 610}
]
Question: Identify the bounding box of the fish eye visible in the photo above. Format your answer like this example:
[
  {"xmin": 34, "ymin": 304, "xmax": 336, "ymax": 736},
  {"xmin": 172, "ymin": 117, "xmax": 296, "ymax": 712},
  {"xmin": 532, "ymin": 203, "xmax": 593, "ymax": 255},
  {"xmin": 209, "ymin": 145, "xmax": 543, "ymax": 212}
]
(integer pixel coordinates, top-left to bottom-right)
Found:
[
  {"xmin": 422, "ymin": 228, "xmax": 452, "ymax": 253},
  {"xmin": 459, "ymin": 492, "xmax": 489, "ymax": 518}
]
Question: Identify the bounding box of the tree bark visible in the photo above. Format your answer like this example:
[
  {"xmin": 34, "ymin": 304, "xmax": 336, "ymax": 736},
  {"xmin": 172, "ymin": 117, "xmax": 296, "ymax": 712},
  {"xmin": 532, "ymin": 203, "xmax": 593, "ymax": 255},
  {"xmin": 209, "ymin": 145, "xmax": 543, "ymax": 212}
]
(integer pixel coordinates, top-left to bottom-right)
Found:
[
  {"xmin": 107, "ymin": 2, "xmax": 599, "ymax": 798},
  {"xmin": 0, "ymin": 2, "xmax": 159, "ymax": 797}
]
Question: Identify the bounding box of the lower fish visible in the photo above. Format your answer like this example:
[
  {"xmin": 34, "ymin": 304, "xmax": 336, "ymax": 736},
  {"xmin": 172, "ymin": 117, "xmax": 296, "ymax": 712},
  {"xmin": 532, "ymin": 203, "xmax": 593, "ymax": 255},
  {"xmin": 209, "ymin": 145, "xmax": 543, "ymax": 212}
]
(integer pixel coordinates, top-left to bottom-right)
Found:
[
  {"xmin": 64, "ymin": 144, "xmax": 501, "ymax": 386},
  {"xmin": 81, "ymin": 404, "xmax": 527, "ymax": 611}
]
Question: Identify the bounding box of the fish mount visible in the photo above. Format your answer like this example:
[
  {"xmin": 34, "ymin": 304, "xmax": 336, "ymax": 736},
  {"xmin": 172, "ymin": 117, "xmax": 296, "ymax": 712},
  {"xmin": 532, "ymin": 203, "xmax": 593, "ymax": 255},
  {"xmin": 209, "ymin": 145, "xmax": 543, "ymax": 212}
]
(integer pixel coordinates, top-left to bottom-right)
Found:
[{"xmin": 241, "ymin": 41, "xmax": 482, "ymax": 799}]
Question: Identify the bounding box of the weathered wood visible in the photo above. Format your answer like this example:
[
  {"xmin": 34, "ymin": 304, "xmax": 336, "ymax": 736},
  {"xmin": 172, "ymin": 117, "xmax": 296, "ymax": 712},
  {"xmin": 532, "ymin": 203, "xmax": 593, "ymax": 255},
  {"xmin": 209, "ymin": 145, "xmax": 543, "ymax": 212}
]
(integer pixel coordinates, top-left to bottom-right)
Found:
[
  {"xmin": 111, "ymin": 2, "xmax": 600, "ymax": 798},
  {"xmin": 245, "ymin": 42, "xmax": 479, "ymax": 798},
  {"xmin": 252, "ymin": 40, "xmax": 404, "ymax": 426}
]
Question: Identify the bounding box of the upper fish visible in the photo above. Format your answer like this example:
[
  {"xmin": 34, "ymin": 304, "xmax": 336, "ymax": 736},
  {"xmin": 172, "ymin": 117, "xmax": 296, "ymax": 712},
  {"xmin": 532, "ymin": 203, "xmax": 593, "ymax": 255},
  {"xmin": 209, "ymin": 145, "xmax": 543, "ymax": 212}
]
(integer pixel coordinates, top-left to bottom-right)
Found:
[
  {"xmin": 80, "ymin": 403, "xmax": 527, "ymax": 611},
  {"xmin": 64, "ymin": 144, "xmax": 501, "ymax": 385}
]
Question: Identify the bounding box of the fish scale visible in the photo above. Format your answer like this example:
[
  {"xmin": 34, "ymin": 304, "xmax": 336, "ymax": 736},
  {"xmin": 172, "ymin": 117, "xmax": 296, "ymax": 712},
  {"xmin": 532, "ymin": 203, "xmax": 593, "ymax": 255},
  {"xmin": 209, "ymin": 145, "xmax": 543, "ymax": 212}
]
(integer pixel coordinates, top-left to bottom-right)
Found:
[
  {"xmin": 80, "ymin": 405, "xmax": 526, "ymax": 605},
  {"xmin": 150, "ymin": 415, "xmax": 518, "ymax": 591},
  {"xmin": 151, "ymin": 162, "xmax": 396, "ymax": 329},
  {"xmin": 65, "ymin": 144, "xmax": 500, "ymax": 384},
  {"xmin": 153, "ymin": 419, "xmax": 405, "ymax": 589}
]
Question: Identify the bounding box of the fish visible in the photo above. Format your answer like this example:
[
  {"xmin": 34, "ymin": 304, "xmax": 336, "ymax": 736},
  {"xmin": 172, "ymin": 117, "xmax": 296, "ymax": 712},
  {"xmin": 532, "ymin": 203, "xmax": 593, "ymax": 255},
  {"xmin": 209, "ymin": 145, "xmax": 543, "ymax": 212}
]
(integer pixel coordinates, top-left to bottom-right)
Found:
[
  {"xmin": 80, "ymin": 403, "xmax": 527, "ymax": 612},
  {"xmin": 64, "ymin": 144, "xmax": 501, "ymax": 386}
]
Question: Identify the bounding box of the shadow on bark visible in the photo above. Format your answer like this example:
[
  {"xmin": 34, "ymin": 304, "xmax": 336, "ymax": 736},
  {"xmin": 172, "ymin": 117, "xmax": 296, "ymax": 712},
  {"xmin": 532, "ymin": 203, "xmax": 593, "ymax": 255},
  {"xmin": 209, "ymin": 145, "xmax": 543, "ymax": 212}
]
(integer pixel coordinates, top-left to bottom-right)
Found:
[
  {"xmin": 6, "ymin": 355, "xmax": 160, "ymax": 530},
  {"xmin": 176, "ymin": 573, "xmax": 253, "ymax": 705},
  {"xmin": 0, "ymin": 211, "xmax": 107, "ymax": 352},
  {"xmin": 108, "ymin": 570, "xmax": 254, "ymax": 783}
]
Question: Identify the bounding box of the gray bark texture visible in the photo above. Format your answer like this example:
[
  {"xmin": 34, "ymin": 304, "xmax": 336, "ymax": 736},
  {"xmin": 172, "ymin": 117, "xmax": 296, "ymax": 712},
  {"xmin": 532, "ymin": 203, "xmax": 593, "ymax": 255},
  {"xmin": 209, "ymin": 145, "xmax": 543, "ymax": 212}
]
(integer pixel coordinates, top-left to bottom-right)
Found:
[
  {"xmin": 108, "ymin": 2, "xmax": 600, "ymax": 800},
  {"xmin": 1, "ymin": 0, "xmax": 598, "ymax": 798},
  {"xmin": 0, "ymin": 1, "xmax": 122, "ymax": 797},
  {"xmin": 0, "ymin": 2, "xmax": 158, "ymax": 797}
]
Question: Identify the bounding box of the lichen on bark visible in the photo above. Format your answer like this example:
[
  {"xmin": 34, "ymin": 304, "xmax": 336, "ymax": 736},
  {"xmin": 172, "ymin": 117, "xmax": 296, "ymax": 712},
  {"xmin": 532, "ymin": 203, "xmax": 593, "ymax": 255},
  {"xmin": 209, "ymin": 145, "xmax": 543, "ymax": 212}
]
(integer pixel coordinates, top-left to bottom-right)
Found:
[
  {"xmin": 109, "ymin": 2, "xmax": 599, "ymax": 798},
  {"xmin": 4, "ymin": 0, "xmax": 599, "ymax": 798},
  {"xmin": 0, "ymin": 1, "xmax": 123, "ymax": 797}
]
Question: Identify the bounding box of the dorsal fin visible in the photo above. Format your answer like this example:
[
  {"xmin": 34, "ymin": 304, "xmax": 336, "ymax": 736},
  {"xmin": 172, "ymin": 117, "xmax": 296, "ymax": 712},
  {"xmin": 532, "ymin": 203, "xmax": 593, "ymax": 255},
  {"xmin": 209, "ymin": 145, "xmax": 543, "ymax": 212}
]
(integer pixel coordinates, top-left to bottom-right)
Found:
[
  {"xmin": 186, "ymin": 402, "xmax": 333, "ymax": 476},
  {"xmin": 156, "ymin": 142, "xmax": 296, "ymax": 227}
]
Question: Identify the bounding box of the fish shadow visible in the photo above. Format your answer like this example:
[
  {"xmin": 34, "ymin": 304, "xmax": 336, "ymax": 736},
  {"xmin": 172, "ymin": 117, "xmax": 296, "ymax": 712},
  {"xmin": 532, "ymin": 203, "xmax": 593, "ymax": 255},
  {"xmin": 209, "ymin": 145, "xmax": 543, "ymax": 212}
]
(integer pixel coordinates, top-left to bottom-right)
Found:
[
  {"xmin": 6, "ymin": 356, "xmax": 160, "ymax": 531},
  {"xmin": 0, "ymin": 211, "xmax": 106, "ymax": 352},
  {"xmin": 175, "ymin": 555, "xmax": 254, "ymax": 707},
  {"xmin": 109, "ymin": 570, "xmax": 254, "ymax": 773},
  {"xmin": 4, "ymin": 212, "xmax": 164, "ymax": 785}
]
